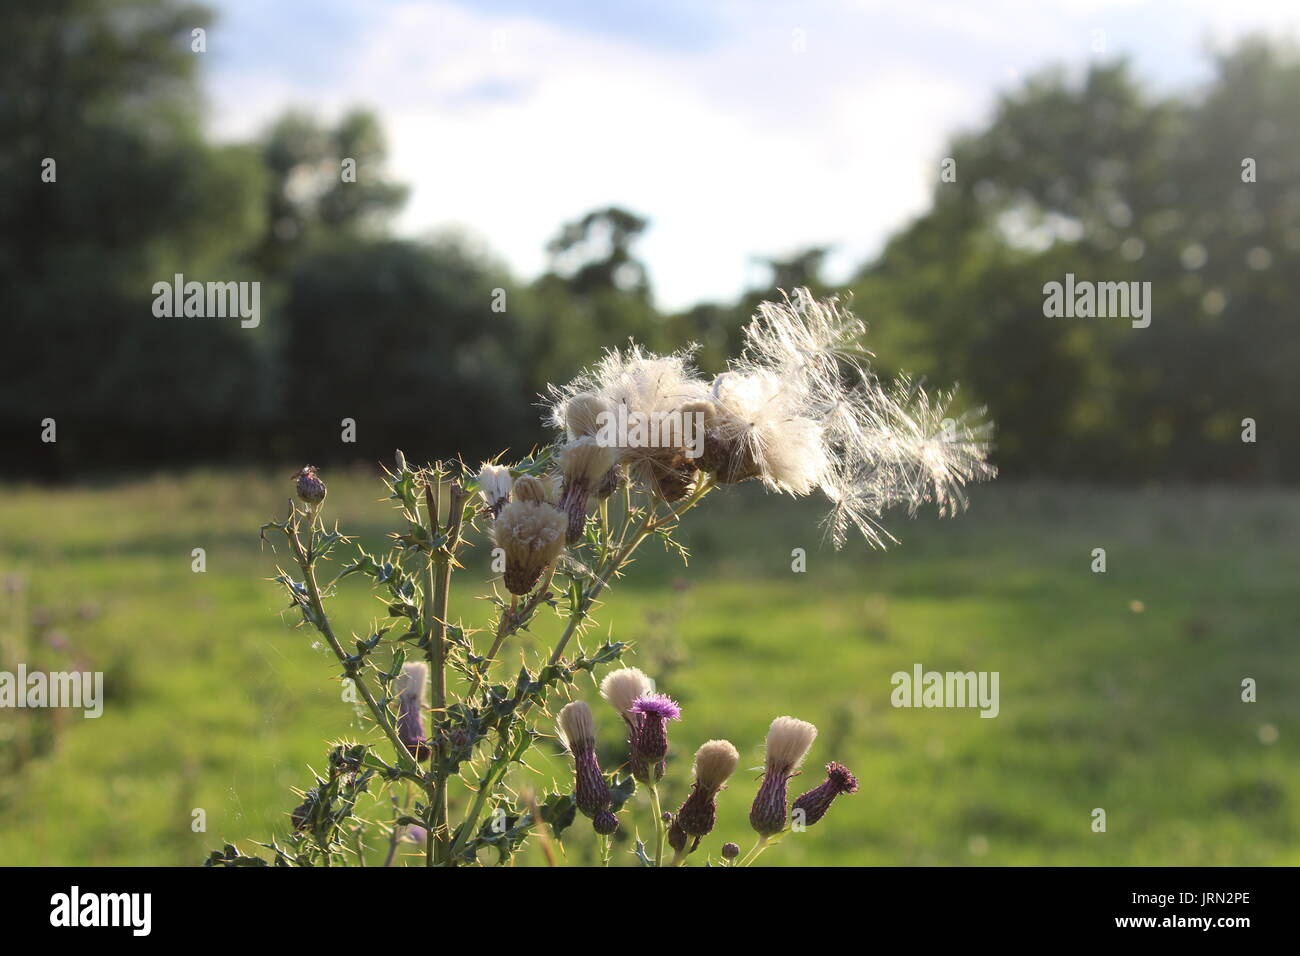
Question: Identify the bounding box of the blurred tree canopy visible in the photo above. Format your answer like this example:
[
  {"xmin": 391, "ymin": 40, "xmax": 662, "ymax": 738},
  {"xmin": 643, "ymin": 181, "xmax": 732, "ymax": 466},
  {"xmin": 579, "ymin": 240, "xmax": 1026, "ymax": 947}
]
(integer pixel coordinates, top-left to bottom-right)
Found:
[{"xmin": 2, "ymin": 0, "xmax": 1297, "ymax": 483}]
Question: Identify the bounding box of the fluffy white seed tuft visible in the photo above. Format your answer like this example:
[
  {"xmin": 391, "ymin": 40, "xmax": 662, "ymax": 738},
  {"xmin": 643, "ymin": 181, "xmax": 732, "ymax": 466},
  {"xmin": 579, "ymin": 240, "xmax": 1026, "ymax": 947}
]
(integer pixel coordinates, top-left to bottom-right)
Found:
[
  {"xmin": 763, "ymin": 715, "xmax": 818, "ymax": 775},
  {"xmin": 693, "ymin": 739, "xmax": 740, "ymax": 792},
  {"xmin": 599, "ymin": 667, "xmax": 654, "ymax": 719},
  {"xmin": 556, "ymin": 700, "xmax": 596, "ymax": 753}
]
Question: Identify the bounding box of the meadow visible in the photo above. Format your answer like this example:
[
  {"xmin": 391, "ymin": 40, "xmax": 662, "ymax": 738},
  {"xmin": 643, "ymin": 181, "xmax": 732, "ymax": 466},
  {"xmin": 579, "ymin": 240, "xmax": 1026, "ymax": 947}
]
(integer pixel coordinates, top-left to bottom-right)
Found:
[{"xmin": 0, "ymin": 469, "xmax": 1296, "ymax": 865}]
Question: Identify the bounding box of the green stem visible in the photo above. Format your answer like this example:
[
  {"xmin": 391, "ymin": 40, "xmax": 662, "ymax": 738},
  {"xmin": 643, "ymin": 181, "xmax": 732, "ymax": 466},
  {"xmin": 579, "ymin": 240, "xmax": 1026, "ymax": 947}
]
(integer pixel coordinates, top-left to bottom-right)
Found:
[
  {"xmin": 647, "ymin": 780, "xmax": 665, "ymax": 866},
  {"xmin": 739, "ymin": 834, "xmax": 772, "ymax": 866},
  {"xmin": 287, "ymin": 518, "xmax": 417, "ymax": 772}
]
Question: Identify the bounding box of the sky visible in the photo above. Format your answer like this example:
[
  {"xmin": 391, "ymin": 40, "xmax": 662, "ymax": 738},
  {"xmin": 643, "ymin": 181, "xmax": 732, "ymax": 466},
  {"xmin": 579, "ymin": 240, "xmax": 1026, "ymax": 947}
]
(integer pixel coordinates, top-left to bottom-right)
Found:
[{"xmin": 203, "ymin": 0, "xmax": 1300, "ymax": 311}]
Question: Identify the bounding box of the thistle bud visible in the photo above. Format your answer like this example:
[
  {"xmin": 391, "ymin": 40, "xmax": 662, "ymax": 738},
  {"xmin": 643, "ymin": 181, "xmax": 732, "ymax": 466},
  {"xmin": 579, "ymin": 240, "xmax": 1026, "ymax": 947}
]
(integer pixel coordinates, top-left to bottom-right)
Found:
[
  {"xmin": 477, "ymin": 462, "xmax": 512, "ymax": 517},
  {"xmin": 493, "ymin": 499, "xmax": 566, "ymax": 595},
  {"xmin": 557, "ymin": 701, "xmax": 617, "ymax": 833},
  {"xmin": 668, "ymin": 817, "xmax": 688, "ymax": 854},
  {"xmin": 674, "ymin": 739, "xmax": 739, "ymax": 840},
  {"xmin": 791, "ymin": 761, "xmax": 859, "ymax": 827},
  {"xmin": 558, "ymin": 437, "xmax": 619, "ymax": 544},
  {"xmin": 293, "ymin": 465, "xmax": 327, "ymax": 506},
  {"xmin": 395, "ymin": 662, "xmax": 431, "ymax": 761},
  {"xmin": 630, "ymin": 693, "xmax": 680, "ymax": 771},
  {"xmin": 749, "ymin": 716, "xmax": 818, "ymax": 837},
  {"xmin": 721, "ymin": 841, "xmax": 741, "ymax": 861}
]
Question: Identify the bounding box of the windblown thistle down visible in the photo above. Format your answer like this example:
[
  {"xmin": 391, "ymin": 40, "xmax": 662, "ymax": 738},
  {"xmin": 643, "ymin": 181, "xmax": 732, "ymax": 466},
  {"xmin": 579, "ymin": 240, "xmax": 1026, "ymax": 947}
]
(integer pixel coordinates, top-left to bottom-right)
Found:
[{"xmin": 546, "ymin": 288, "xmax": 995, "ymax": 548}]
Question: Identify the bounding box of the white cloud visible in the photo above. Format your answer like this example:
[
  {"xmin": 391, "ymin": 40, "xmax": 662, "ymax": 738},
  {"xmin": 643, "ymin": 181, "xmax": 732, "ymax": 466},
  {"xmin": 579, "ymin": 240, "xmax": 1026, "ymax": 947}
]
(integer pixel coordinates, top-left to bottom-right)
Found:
[{"xmin": 206, "ymin": 0, "xmax": 1300, "ymax": 310}]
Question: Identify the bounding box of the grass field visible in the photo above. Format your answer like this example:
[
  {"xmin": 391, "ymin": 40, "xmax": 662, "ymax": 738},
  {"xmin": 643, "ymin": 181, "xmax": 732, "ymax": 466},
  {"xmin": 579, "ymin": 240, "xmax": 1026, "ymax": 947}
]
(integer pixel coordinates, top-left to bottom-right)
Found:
[{"xmin": 0, "ymin": 469, "xmax": 1296, "ymax": 865}]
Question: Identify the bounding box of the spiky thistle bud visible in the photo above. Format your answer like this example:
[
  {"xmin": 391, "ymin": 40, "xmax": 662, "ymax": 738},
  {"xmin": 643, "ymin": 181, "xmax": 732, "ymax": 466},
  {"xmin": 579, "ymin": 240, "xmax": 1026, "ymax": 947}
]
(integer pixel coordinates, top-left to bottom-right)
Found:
[
  {"xmin": 557, "ymin": 701, "xmax": 615, "ymax": 832},
  {"xmin": 558, "ymin": 437, "xmax": 619, "ymax": 544},
  {"xmin": 791, "ymin": 761, "xmax": 858, "ymax": 827},
  {"xmin": 395, "ymin": 662, "xmax": 432, "ymax": 761},
  {"xmin": 477, "ymin": 462, "xmax": 512, "ymax": 517},
  {"xmin": 749, "ymin": 716, "xmax": 818, "ymax": 837},
  {"xmin": 675, "ymin": 739, "xmax": 739, "ymax": 840},
  {"xmin": 721, "ymin": 841, "xmax": 740, "ymax": 860},
  {"xmin": 493, "ymin": 498, "xmax": 566, "ymax": 595},
  {"xmin": 293, "ymin": 465, "xmax": 327, "ymax": 506},
  {"xmin": 630, "ymin": 693, "xmax": 680, "ymax": 775}
]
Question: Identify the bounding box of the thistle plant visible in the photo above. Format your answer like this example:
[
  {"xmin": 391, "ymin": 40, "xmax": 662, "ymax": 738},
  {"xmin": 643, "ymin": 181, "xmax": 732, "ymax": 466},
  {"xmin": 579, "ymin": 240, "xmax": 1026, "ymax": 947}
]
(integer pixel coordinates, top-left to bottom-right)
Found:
[{"xmin": 212, "ymin": 288, "xmax": 994, "ymax": 867}]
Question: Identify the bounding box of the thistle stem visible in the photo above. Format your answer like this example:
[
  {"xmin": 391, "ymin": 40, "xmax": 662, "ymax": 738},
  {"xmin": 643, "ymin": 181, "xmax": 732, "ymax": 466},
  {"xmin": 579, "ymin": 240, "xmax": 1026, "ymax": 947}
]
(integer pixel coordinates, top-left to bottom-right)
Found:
[
  {"xmin": 647, "ymin": 780, "xmax": 665, "ymax": 866},
  {"xmin": 739, "ymin": 834, "xmax": 772, "ymax": 866},
  {"xmin": 286, "ymin": 516, "xmax": 418, "ymax": 772}
]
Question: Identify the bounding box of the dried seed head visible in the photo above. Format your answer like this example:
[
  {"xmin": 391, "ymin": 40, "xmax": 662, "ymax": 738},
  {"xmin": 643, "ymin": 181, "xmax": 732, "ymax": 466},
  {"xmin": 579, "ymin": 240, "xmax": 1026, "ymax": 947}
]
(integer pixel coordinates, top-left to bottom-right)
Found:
[
  {"xmin": 556, "ymin": 700, "xmax": 597, "ymax": 753},
  {"xmin": 493, "ymin": 499, "xmax": 566, "ymax": 595},
  {"xmin": 563, "ymin": 392, "xmax": 612, "ymax": 439},
  {"xmin": 693, "ymin": 739, "xmax": 740, "ymax": 793},
  {"xmin": 560, "ymin": 436, "xmax": 619, "ymax": 487},
  {"xmin": 599, "ymin": 667, "xmax": 654, "ymax": 720},
  {"xmin": 477, "ymin": 463, "xmax": 512, "ymax": 516},
  {"xmin": 511, "ymin": 475, "xmax": 550, "ymax": 504},
  {"xmin": 293, "ymin": 465, "xmax": 327, "ymax": 505},
  {"xmin": 763, "ymin": 715, "xmax": 818, "ymax": 776},
  {"xmin": 558, "ymin": 437, "xmax": 619, "ymax": 544}
]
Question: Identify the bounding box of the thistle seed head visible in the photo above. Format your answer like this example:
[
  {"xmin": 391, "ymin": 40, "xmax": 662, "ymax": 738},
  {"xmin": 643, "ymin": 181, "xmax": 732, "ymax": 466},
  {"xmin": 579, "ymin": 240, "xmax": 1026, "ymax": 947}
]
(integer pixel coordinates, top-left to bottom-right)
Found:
[
  {"xmin": 562, "ymin": 392, "xmax": 612, "ymax": 439},
  {"xmin": 493, "ymin": 499, "xmax": 566, "ymax": 595},
  {"xmin": 599, "ymin": 667, "xmax": 654, "ymax": 720},
  {"xmin": 692, "ymin": 739, "xmax": 740, "ymax": 793},
  {"xmin": 763, "ymin": 715, "xmax": 818, "ymax": 776},
  {"xmin": 556, "ymin": 700, "xmax": 597, "ymax": 754}
]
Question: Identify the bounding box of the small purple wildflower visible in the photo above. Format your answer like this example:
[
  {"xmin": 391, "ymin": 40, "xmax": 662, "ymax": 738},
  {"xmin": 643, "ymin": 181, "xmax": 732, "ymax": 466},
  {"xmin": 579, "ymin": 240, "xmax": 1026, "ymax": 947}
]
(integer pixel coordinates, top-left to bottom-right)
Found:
[{"xmin": 631, "ymin": 693, "xmax": 681, "ymax": 765}]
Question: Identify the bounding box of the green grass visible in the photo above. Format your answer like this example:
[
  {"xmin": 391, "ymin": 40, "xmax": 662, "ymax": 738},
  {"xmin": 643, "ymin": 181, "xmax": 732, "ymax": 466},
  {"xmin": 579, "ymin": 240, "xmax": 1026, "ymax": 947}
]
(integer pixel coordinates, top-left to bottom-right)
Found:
[{"xmin": 0, "ymin": 470, "xmax": 1296, "ymax": 865}]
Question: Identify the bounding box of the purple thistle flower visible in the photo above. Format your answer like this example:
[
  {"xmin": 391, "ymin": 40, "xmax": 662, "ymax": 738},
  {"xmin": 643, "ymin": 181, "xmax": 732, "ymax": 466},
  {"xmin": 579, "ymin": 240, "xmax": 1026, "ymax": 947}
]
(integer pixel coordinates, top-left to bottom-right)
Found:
[
  {"xmin": 630, "ymin": 693, "xmax": 681, "ymax": 770},
  {"xmin": 791, "ymin": 761, "xmax": 859, "ymax": 827}
]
